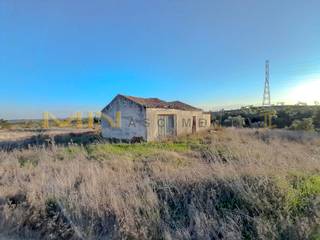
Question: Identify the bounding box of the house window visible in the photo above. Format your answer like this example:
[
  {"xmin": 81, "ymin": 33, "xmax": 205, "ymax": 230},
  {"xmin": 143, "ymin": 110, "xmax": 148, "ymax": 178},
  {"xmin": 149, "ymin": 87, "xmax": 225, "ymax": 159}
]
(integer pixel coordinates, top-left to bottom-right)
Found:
[{"xmin": 158, "ymin": 115, "xmax": 176, "ymax": 137}]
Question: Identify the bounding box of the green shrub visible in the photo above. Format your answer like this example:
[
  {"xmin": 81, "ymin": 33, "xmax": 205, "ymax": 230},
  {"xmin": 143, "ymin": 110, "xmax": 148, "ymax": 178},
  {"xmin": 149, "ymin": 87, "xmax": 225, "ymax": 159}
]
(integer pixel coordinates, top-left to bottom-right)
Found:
[
  {"xmin": 18, "ymin": 153, "xmax": 39, "ymax": 167},
  {"xmin": 276, "ymin": 174, "xmax": 320, "ymax": 215},
  {"xmin": 289, "ymin": 118, "xmax": 315, "ymax": 131}
]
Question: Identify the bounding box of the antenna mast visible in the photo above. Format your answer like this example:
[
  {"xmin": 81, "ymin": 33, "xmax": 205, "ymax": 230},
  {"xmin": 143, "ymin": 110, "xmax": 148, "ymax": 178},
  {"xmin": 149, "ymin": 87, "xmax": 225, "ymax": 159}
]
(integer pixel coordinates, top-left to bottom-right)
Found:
[{"xmin": 262, "ymin": 60, "xmax": 271, "ymax": 106}]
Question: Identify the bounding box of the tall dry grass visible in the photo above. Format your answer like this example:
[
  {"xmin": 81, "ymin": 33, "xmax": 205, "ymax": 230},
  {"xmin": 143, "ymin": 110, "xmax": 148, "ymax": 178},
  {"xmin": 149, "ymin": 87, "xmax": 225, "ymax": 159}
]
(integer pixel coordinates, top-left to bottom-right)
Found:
[{"xmin": 0, "ymin": 128, "xmax": 319, "ymax": 239}]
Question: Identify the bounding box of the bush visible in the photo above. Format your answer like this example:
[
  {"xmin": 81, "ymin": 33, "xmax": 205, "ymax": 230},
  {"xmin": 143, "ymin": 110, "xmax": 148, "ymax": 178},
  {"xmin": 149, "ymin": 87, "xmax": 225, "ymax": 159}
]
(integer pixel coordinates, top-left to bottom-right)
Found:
[
  {"xmin": 224, "ymin": 115, "xmax": 245, "ymax": 128},
  {"xmin": 289, "ymin": 118, "xmax": 315, "ymax": 131},
  {"xmin": 313, "ymin": 109, "xmax": 320, "ymax": 130}
]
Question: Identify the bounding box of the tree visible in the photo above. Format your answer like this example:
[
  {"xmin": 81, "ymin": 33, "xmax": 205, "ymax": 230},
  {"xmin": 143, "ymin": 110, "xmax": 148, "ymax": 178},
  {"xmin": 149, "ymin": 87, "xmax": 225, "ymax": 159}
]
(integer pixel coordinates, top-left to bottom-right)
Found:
[
  {"xmin": 231, "ymin": 115, "xmax": 245, "ymax": 128},
  {"xmin": 223, "ymin": 115, "xmax": 244, "ymax": 128},
  {"xmin": 289, "ymin": 118, "xmax": 315, "ymax": 131}
]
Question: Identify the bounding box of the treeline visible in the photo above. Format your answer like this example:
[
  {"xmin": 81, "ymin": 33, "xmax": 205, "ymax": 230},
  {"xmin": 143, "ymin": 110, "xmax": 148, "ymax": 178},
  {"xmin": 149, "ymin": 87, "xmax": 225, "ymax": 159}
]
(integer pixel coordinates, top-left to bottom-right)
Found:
[
  {"xmin": 212, "ymin": 105, "xmax": 320, "ymax": 131},
  {"xmin": 0, "ymin": 119, "xmax": 42, "ymax": 130}
]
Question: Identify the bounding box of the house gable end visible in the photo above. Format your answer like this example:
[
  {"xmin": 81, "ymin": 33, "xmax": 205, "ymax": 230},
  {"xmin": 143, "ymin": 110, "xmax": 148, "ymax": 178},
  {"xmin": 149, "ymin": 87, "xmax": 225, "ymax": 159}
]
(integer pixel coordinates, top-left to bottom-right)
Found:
[{"xmin": 102, "ymin": 94, "xmax": 145, "ymax": 114}]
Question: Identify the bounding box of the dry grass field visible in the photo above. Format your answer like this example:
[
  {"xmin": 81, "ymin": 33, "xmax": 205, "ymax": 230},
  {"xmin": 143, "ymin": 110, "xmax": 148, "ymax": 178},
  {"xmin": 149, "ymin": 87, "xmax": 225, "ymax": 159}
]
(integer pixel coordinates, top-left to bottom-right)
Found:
[
  {"xmin": 0, "ymin": 128, "xmax": 101, "ymax": 151},
  {"xmin": 0, "ymin": 128, "xmax": 319, "ymax": 239},
  {"xmin": 0, "ymin": 129, "xmax": 95, "ymax": 142}
]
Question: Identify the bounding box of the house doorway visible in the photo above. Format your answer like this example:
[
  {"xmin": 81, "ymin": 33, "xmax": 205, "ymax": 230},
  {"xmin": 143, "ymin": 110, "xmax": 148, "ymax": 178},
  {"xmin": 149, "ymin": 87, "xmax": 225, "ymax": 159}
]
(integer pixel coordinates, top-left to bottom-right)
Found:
[
  {"xmin": 158, "ymin": 115, "xmax": 176, "ymax": 138},
  {"xmin": 192, "ymin": 116, "xmax": 196, "ymax": 134}
]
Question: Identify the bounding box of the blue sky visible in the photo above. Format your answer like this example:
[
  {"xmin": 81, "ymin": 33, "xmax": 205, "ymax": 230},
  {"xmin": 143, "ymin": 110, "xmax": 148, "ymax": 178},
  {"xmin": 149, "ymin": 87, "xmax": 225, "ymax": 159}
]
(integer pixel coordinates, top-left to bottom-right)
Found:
[{"xmin": 1, "ymin": 0, "xmax": 320, "ymax": 119}]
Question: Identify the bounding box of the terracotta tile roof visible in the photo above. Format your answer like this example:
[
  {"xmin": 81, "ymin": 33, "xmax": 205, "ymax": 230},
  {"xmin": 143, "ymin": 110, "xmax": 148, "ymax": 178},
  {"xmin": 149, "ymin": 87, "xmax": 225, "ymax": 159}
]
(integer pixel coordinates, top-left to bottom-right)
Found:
[{"xmin": 119, "ymin": 95, "xmax": 202, "ymax": 111}]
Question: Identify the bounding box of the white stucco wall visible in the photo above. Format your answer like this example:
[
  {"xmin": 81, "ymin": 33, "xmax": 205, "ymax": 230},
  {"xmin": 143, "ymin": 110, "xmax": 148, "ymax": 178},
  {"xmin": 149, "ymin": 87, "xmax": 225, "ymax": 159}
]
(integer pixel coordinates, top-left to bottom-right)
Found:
[
  {"xmin": 101, "ymin": 96, "xmax": 147, "ymax": 140},
  {"xmin": 146, "ymin": 108, "xmax": 211, "ymax": 141}
]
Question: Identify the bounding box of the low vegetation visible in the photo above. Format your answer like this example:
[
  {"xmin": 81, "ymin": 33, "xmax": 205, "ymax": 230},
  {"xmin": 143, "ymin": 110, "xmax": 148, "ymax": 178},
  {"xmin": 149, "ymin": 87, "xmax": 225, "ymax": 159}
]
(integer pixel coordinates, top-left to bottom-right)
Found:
[
  {"xmin": 0, "ymin": 119, "xmax": 11, "ymax": 130},
  {"xmin": 0, "ymin": 128, "xmax": 319, "ymax": 239},
  {"xmin": 213, "ymin": 105, "xmax": 320, "ymax": 131}
]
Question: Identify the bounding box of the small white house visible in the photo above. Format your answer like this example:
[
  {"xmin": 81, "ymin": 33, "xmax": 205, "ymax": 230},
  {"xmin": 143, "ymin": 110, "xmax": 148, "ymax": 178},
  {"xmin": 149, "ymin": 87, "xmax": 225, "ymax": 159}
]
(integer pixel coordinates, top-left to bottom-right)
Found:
[{"xmin": 101, "ymin": 94, "xmax": 211, "ymax": 141}]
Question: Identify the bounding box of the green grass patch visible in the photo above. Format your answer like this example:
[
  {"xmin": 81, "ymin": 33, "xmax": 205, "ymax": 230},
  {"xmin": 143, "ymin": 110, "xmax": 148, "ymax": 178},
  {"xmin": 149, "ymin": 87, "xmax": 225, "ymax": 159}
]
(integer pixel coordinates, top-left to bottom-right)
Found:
[
  {"xmin": 65, "ymin": 145, "xmax": 86, "ymax": 156},
  {"xmin": 276, "ymin": 173, "xmax": 320, "ymax": 215},
  {"xmin": 85, "ymin": 142, "xmax": 190, "ymax": 161},
  {"xmin": 18, "ymin": 153, "xmax": 40, "ymax": 167},
  {"xmin": 310, "ymin": 229, "xmax": 320, "ymax": 240}
]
